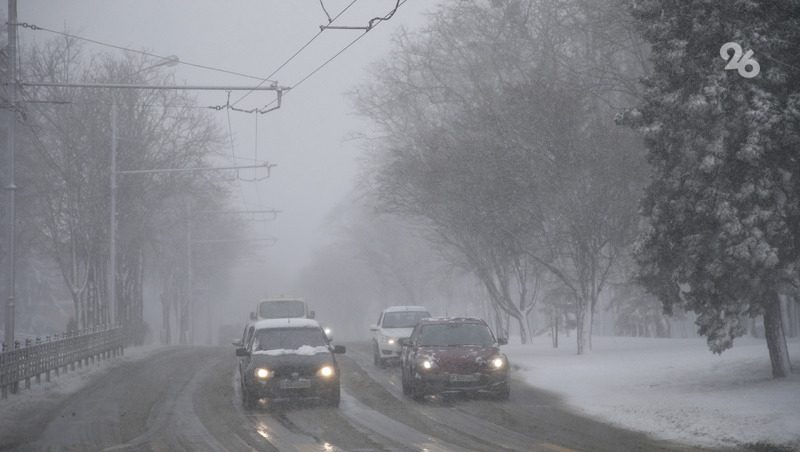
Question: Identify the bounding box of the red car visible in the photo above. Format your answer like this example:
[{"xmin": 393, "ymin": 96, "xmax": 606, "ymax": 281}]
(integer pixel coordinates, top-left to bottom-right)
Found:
[{"xmin": 399, "ymin": 317, "xmax": 509, "ymax": 401}]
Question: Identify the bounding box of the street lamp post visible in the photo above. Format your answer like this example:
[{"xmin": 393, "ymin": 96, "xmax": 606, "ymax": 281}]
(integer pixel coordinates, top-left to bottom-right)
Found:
[{"xmin": 4, "ymin": 0, "xmax": 18, "ymax": 349}]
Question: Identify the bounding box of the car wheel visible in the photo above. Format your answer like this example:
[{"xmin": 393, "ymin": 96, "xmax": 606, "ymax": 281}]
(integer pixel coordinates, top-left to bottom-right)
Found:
[
  {"xmin": 242, "ymin": 386, "xmax": 256, "ymax": 409},
  {"xmin": 495, "ymin": 382, "xmax": 510, "ymax": 401},
  {"xmin": 326, "ymin": 386, "xmax": 341, "ymax": 407},
  {"xmin": 373, "ymin": 342, "xmax": 385, "ymax": 368},
  {"xmin": 410, "ymin": 377, "xmax": 425, "ymax": 402}
]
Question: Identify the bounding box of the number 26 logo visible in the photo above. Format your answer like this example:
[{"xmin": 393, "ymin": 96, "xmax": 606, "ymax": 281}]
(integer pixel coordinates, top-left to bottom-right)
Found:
[{"xmin": 720, "ymin": 42, "xmax": 760, "ymax": 78}]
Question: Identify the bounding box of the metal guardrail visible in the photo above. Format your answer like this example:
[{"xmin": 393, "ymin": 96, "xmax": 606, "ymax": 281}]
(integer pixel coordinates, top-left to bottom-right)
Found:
[{"xmin": 0, "ymin": 327, "xmax": 125, "ymax": 399}]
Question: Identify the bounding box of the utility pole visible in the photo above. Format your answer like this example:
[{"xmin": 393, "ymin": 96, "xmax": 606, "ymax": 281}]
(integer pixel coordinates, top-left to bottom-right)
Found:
[
  {"xmin": 186, "ymin": 199, "xmax": 193, "ymax": 345},
  {"xmin": 4, "ymin": 0, "xmax": 18, "ymax": 349}
]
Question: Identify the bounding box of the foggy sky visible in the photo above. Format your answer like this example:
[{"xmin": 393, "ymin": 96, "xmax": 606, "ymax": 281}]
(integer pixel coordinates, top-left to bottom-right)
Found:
[{"xmin": 20, "ymin": 1, "xmax": 432, "ymax": 318}]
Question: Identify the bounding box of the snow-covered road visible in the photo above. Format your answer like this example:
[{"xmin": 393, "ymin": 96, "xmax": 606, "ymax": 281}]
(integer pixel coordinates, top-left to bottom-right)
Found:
[{"xmin": 0, "ymin": 344, "xmax": 727, "ymax": 451}]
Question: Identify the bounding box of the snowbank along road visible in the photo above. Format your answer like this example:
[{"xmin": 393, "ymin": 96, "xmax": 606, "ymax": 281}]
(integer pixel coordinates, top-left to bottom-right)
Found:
[{"xmin": 0, "ymin": 345, "xmax": 721, "ymax": 451}]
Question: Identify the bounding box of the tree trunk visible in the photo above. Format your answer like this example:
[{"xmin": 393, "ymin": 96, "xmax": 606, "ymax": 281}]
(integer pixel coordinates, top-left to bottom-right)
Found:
[
  {"xmin": 780, "ymin": 295, "xmax": 790, "ymax": 338},
  {"xmin": 747, "ymin": 316, "xmax": 757, "ymax": 337},
  {"xmin": 763, "ymin": 292, "xmax": 792, "ymax": 378},
  {"xmin": 576, "ymin": 300, "xmax": 593, "ymax": 354},
  {"xmin": 552, "ymin": 309, "xmax": 559, "ymax": 348},
  {"xmin": 161, "ymin": 290, "xmax": 171, "ymax": 345},
  {"xmin": 492, "ymin": 303, "xmax": 505, "ymax": 342},
  {"xmin": 515, "ymin": 313, "xmax": 530, "ymax": 344}
]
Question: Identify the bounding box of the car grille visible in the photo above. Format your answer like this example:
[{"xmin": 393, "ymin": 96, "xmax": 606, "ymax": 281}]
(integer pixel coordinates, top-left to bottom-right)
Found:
[
  {"xmin": 271, "ymin": 365, "xmax": 316, "ymax": 378},
  {"xmin": 441, "ymin": 362, "xmax": 484, "ymax": 374}
]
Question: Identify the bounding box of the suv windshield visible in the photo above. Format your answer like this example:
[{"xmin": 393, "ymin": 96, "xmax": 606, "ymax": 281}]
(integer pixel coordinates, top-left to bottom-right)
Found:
[
  {"xmin": 418, "ymin": 323, "xmax": 494, "ymax": 347},
  {"xmin": 254, "ymin": 327, "xmax": 327, "ymax": 351},
  {"xmin": 382, "ymin": 311, "xmax": 430, "ymax": 328},
  {"xmin": 258, "ymin": 300, "xmax": 305, "ymax": 319}
]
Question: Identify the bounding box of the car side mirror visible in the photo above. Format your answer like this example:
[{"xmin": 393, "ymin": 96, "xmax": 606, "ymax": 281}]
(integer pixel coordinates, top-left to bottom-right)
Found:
[
  {"xmin": 309, "ymin": 310, "xmax": 316, "ymax": 319},
  {"xmin": 235, "ymin": 347, "xmax": 250, "ymax": 357},
  {"xmin": 232, "ymin": 340, "xmax": 243, "ymax": 347},
  {"xmin": 333, "ymin": 345, "xmax": 346, "ymax": 354},
  {"xmin": 369, "ymin": 324, "xmax": 379, "ymax": 332},
  {"xmin": 497, "ymin": 337, "xmax": 508, "ymax": 346},
  {"xmin": 398, "ymin": 338, "xmax": 410, "ymax": 347},
  {"xmin": 249, "ymin": 312, "xmax": 257, "ymax": 320}
]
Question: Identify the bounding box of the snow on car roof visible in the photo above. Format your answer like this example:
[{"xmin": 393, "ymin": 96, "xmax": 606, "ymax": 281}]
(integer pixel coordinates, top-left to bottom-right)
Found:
[
  {"xmin": 383, "ymin": 305, "xmax": 429, "ymax": 313},
  {"xmin": 253, "ymin": 345, "xmax": 330, "ymax": 356},
  {"xmin": 419, "ymin": 317, "xmax": 485, "ymax": 324},
  {"xmin": 252, "ymin": 318, "xmax": 320, "ymax": 330},
  {"xmin": 259, "ymin": 297, "xmax": 306, "ymax": 303}
]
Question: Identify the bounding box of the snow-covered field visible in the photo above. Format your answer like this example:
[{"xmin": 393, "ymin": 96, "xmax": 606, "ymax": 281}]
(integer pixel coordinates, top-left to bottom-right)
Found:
[{"xmin": 505, "ymin": 335, "xmax": 800, "ymax": 450}]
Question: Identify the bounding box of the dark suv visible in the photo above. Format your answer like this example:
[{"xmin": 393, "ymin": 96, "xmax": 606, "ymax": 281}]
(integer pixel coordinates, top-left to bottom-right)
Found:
[
  {"xmin": 236, "ymin": 318, "xmax": 345, "ymax": 408},
  {"xmin": 400, "ymin": 317, "xmax": 509, "ymax": 401}
]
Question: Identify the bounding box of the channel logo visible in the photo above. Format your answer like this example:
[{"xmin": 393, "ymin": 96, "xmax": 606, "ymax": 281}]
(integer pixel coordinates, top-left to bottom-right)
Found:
[{"xmin": 720, "ymin": 42, "xmax": 760, "ymax": 78}]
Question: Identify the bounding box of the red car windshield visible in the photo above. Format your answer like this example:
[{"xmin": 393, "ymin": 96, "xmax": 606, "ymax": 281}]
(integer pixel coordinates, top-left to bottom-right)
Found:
[{"xmin": 418, "ymin": 323, "xmax": 494, "ymax": 347}]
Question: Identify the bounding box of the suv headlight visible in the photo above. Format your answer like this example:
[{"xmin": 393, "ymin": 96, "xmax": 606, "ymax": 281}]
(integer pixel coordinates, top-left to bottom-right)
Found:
[
  {"xmin": 254, "ymin": 367, "xmax": 271, "ymax": 379},
  {"xmin": 417, "ymin": 357, "xmax": 437, "ymax": 370},
  {"xmin": 382, "ymin": 335, "xmax": 396, "ymax": 345},
  {"xmin": 489, "ymin": 355, "xmax": 507, "ymax": 370}
]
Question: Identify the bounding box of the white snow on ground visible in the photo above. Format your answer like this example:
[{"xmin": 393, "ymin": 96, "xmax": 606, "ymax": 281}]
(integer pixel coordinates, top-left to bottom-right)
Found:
[
  {"xmin": 0, "ymin": 344, "xmax": 163, "ymax": 440},
  {"xmin": 504, "ymin": 336, "xmax": 800, "ymax": 450}
]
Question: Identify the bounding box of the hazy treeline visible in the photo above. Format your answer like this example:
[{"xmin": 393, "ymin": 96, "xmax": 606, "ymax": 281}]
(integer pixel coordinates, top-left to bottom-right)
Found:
[{"xmin": 0, "ymin": 37, "xmax": 246, "ymax": 344}]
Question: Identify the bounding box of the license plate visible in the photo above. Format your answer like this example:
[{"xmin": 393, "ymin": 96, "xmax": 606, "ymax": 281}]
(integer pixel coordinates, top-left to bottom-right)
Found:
[
  {"xmin": 280, "ymin": 379, "xmax": 311, "ymax": 389},
  {"xmin": 449, "ymin": 374, "xmax": 479, "ymax": 382}
]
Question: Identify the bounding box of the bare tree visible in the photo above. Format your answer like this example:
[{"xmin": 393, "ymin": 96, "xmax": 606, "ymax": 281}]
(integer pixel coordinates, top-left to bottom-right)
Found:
[
  {"xmin": 354, "ymin": 0, "xmax": 647, "ymax": 349},
  {"xmin": 20, "ymin": 38, "xmax": 227, "ymax": 341}
]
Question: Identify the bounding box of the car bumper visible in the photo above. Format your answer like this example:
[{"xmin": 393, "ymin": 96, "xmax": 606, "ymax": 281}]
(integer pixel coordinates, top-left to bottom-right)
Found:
[
  {"xmin": 378, "ymin": 340, "xmax": 406, "ymax": 358},
  {"xmin": 245, "ymin": 377, "xmax": 339, "ymax": 401},
  {"xmin": 413, "ymin": 371, "xmax": 508, "ymax": 395},
  {"xmin": 380, "ymin": 345, "xmax": 402, "ymax": 358}
]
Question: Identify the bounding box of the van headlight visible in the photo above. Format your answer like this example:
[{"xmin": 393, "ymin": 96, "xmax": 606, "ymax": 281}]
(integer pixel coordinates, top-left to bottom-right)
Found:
[
  {"xmin": 254, "ymin": 367, "xmax": 271, "ymax": 379},
  {"xmin": 318, "ymin": 365, "xmax": 335, "ymax": 378}
]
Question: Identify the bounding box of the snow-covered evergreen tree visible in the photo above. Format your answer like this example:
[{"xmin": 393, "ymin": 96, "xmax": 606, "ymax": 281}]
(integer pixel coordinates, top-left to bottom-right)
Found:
[{"xmin": 626, "ymin": 0, "xmax": 799, "ymax": 377}]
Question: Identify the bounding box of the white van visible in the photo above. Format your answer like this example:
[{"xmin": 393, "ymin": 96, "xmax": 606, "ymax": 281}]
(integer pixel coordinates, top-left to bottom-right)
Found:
[
  {"xmin": 254, "ymin": 298, "xmax": 314, "ymax": 320},
  {"xmin": 248, "ymin": 298, "xmax": 333, "ymax": 341}
]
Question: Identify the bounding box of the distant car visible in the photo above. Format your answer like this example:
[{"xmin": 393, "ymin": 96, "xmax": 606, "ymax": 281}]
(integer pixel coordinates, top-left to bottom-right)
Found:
[
  {"xmin": 236, "ymin": 318, "xmax": 345, "ymax": 408},
  {"xmin": 400, "ymin": 317, "xmax": 509, "ymax": 401},
  {"xmin": 370, "ymin": 306, "xmax": 431, "ymax": 367}
]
